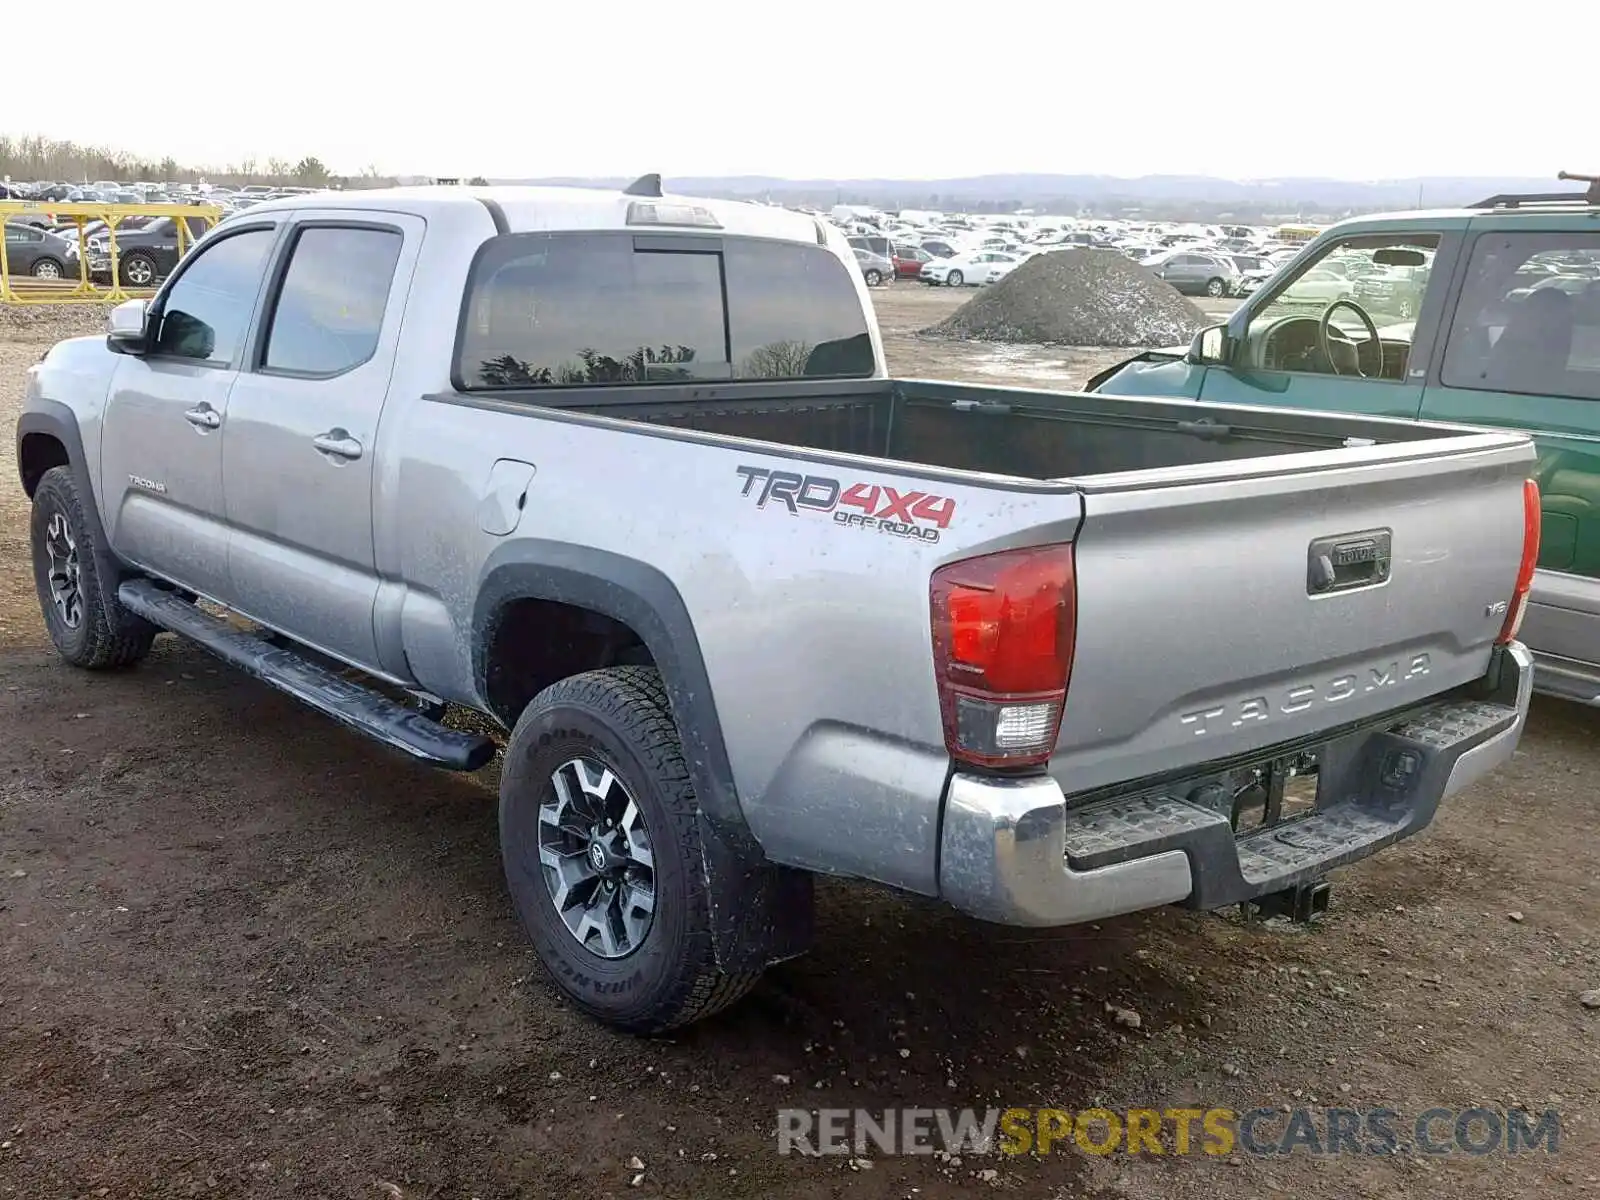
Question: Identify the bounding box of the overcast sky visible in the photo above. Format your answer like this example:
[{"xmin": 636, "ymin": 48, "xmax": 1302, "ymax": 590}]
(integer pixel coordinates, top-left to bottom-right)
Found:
[{"xmin": 13, "ymin": 0, "xmax": 1587, "ymax": 182}]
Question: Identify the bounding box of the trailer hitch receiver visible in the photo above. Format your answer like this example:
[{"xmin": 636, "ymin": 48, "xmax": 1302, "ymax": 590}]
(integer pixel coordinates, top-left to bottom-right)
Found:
[{"xmin": 1246, "ymin": 879, "xmax": 1331, "ymax": 924}]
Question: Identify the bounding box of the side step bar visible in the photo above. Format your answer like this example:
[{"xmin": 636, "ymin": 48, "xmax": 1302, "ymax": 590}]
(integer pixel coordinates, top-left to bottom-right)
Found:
[{"xmin": 118, "ymin": 580, "xmax": 496, "ymax": 772}]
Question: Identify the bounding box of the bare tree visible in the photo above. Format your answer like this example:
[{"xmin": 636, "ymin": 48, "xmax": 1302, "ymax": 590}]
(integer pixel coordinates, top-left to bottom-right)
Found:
[{"xmin": 740, "ymin": 340, "xmax": 813, "ymax": 379}]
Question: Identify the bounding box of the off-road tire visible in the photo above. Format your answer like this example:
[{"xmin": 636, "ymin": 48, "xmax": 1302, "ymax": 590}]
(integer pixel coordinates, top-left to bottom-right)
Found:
[
  {"xmin": 500, "ymin": 666, "xmax": 764, "ymax": 1033},
  {"xmin": 30, "ymin": 467, "xmax": 156, "ymax": 669}
]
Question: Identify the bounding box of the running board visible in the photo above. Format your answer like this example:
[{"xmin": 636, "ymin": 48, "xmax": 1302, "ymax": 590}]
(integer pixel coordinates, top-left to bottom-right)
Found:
[{"xmin": 118, "ymin": 580, "xmax": 496, "ymax": 771}]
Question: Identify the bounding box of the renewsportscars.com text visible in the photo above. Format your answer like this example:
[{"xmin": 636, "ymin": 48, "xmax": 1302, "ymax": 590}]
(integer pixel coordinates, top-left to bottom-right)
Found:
[{"xmin": 776, "ymin": 1106, "xmax": 1561, "ymax": 1158}]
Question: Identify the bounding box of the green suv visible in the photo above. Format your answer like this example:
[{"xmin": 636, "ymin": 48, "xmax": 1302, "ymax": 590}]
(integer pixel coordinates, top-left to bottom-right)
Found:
[{"xmin": 1088, "ymin": 183, "xmax": 1600, "ymax": 706}]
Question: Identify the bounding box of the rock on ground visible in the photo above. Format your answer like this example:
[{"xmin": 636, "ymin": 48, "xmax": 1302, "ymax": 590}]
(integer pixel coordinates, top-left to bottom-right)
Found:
[
  {"xmin": 0, "ymin": 302, "xmax": 117, "ymax": 341},
  {"xmin": 924, "ymin": 249, "xmax": 1209, "ymax": 348}
]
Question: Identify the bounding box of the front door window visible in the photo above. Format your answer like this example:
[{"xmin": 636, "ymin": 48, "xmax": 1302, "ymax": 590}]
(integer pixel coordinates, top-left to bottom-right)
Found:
[{"xmin": 1245, "ymin": 234, "xmax": 1441, "ymax": 380}]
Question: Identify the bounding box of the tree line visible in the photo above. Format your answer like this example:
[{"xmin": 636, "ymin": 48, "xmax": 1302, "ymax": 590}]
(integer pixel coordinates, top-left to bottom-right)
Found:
[{"xmin": 0, "ymin": 134, "xmax": 399, "ymax": 189}]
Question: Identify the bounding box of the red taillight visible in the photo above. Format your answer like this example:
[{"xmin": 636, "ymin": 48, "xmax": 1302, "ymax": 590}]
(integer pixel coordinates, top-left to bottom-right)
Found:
[
  {"xmin": 930, "ymin": 544, "xmax": 1076, "ymax": 769},
  {"xmin": 1498, "ymin": 478, "xmax": 1542, "ymax": 645}
]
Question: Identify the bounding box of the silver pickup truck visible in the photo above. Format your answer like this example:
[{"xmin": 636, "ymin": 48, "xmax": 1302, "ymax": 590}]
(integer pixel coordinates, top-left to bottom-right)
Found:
[{"xmin": 16, "ymin": 180, "xmax": 1540, "ymax": 1033}]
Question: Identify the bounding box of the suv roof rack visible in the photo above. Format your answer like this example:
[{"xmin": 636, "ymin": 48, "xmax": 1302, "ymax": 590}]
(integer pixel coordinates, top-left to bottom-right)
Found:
[{"xmin": 1469, "ymin": 171, "xmax": 1600, "ymax": 209}]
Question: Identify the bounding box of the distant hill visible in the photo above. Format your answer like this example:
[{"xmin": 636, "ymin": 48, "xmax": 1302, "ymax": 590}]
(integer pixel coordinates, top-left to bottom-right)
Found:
[{"xmin": 494, "ymin": 173, "xmax": 1573, "ymax": 220}]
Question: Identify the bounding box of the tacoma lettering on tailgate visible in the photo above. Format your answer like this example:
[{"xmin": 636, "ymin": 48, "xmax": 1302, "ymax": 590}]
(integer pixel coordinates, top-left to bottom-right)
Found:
[
  {"xmin": 1179, "ymin": 654, "xmax": 1432, "ymax": 737},
  {"xmin": 735, "ymin": 465, "xmax": 956, "ymax": 544}
]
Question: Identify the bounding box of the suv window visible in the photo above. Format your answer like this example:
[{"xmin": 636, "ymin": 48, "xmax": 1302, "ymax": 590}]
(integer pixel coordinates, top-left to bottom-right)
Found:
[
  {"xmin": 152, "ymin": 228, "xmax": 276, "ymax": 363},
  {"xmin": 1441, "ymin": 232, "xmax": 1600, "ymax": 401},
  {"xmin": 457, "ymin": 233, "xmax": 874, "ymax": 388},
  {"xmin": 262, "ymin": 226, "xmax": 403, "ymax": 375},
  {"xmin": 1251, "ymin": 233, "xmax": 1440, "ymax": 340}
]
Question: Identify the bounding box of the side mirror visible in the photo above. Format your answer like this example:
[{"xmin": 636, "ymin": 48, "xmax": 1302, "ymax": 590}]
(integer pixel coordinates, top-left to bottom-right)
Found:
[
  {"xmin": 1187, "ymin": 323, "xmax": 1229, "ymax": 365},
  {"xmin": 106, "ymin": 298, "xmax": 152, "ymax": 355}
]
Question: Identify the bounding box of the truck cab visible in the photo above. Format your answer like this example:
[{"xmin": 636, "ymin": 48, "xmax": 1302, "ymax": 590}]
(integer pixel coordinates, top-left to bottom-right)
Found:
[{"xmin": 1090, "ymin": 188, "xmax": 1600, "ymax": 707}]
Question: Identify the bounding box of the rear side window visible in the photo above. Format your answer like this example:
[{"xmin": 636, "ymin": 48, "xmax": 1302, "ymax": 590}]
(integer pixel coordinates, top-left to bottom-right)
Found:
[
  {"xmin": 1441, "ymin": 231, "xmax": 1600, "ymax": 401},
  {"xmin": 261, "ymin": 226, "xmax": 403, "ymax": 376},
  {"xmin": 456, "ymin": 232, "xmax": 874, "ymax": 389}
]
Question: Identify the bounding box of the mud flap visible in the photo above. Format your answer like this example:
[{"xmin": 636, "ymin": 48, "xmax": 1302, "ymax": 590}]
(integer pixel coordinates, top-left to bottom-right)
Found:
[{"xmin": 698, "ymin": 812, "xmax": 814, "ymax": 971}]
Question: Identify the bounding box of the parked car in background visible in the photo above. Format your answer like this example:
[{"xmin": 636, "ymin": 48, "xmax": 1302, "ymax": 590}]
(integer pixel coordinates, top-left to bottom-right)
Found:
[
  {"xmin": 85, "ymin": 215, "xmax": 212, "ymax": 286},
  {"xmin": 1228, "ymin": 253, "xmax": 1273, "ymax": 277},
  {"xmin": 853, "ymin": 247, "xmax": 894, "ymax": 287},
  {"xmin": 1227, "ymin": 254, "xmax": 1279, "ymax": 296},
  {"xmin": 2, "ymin": 222, "xmax": 74, "ymax": 279},
  {"xmin": 847, "ymin": 233, "xmax": 894, "ymax": 262},
  {"xmin": 920, "ymin": 250, "xmax": 1020, "ymax": 287},
  {"xmin": 920, "ymin": 239, "xmax": 957, "ymax": 259},
  {"xmin": 1142, "ymin": 250, "xmax": 1241, "ymax": 297},
  {"xmin": 1353, "ymin": 263, "xmax": 1429, "ymax": 318},
  {"xmin": 1505, "ymin": 273, "xmax": 1593, "ymax": 305},
  {"xmin": 1280, "ymin": 267, "xmax": 1356, "ymax": 305},
  {"xmin": 892, "ymin": 244, "xmax": 935, "ymax": 279}
]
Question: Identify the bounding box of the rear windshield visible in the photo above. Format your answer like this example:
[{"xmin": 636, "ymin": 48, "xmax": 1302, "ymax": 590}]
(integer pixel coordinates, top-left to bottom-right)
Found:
[{"xmin": 455, "ymin": 232, "xmax": 875, "ymax": 389}]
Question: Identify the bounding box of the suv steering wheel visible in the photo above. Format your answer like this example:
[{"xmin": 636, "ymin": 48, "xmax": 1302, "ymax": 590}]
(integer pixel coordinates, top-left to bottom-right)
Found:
[{"xmin": 1318, "ymin": 299, "xmax": 1381, "ymax": 378}]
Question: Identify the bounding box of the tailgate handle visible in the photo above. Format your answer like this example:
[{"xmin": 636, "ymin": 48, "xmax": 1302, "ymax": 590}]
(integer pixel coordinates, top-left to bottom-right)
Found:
[
  {"xmin": 1308, "ymin": 528, "xmax": 1392, "ymax": 595},
  {"xmin": 1175, "ymin": 418, "xmax": 1232, "ymax": 440}
]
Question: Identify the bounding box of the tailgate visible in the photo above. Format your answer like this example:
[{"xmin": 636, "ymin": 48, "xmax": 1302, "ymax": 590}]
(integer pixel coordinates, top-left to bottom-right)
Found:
[{"xmin": 1051, "ymin": 430, "xmax": 1536, "ymax": 795}]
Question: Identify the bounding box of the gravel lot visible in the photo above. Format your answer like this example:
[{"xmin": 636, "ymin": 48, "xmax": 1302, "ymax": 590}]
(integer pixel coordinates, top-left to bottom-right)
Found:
[{"xmin": 1, "ymin": 296, "xmax": 1596, "ymax": 1199}]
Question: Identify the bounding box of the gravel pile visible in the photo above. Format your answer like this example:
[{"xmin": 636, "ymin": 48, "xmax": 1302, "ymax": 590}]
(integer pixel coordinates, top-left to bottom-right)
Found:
[
  {"xmin": 925, "ymin": 249, "xmax": 1209, "ymax": 347},
  {"xmin": 0, "ymin": 303, "xmax": 116, "ymax": 341}
]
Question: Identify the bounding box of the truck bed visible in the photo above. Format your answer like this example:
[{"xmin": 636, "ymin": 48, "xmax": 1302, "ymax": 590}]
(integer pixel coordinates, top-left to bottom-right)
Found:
[
  {"xmin": 409, "ymin": 373, "xmax": 1533, "ymax": 893},
  {"xmin": 520, "ymin": 377, "xmax": 1456, "ymax": 483}
]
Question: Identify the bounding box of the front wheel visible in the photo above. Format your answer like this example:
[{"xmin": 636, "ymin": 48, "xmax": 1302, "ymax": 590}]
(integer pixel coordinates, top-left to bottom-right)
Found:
[
  {"xmin": 119, "ymin": 253, "xmax": 158, "ymax": 288},
  {"xmin": 500, "ymin": 666, "xmax": 764, "ymax": 1033},
  {"xmin": 946, "ymin": 269, "xmax": 965, "ymax": 287},
  {"xmin": 30, "ymin": 467, "xmax": 156, "ymax": 669}
]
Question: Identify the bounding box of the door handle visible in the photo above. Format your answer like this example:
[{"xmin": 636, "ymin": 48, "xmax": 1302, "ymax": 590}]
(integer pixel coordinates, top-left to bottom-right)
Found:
[
  {"xmin": 183, "ymin": 405, "xmax": 221, "ymax": 430},
  {"xmin": 312, "ymin": 430, "xmax": 363, "ymax": 460}
]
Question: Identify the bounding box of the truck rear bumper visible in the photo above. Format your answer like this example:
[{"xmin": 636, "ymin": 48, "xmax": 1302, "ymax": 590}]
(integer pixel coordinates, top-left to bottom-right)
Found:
[{"xmin": 938, "ymin": 642, "xmax": 1533, "ymax": 927}]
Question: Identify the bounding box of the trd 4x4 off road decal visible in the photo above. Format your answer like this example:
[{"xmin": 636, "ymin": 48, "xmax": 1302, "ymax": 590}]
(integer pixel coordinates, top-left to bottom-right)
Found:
[{"xmin": 735, "ymin": 465, "xmax": 956, "ymax": 544}]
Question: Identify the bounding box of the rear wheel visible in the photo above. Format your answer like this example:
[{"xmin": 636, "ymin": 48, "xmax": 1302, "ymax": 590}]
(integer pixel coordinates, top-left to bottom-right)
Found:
[
  {"xmin": 946, "ymin": 269, "xmax": 965, "ymax": 287},
  {"xmin": 500, "ymin": 666, "xmax": 764, "ymax": 1033},
  {"xmin": 1205, "ymin": 277, "xmax": 1227, "ymax": 297},
  {"xmin": 31, "ymin": 258, "xmax": 64, "ymax": 280},
  {"xmin": 864, "ymin": 269, "xmax": 882, "ymax": 287},
  {"xmin": 29, "ymin": 467, "xmax": 156, "ymax": 669}
]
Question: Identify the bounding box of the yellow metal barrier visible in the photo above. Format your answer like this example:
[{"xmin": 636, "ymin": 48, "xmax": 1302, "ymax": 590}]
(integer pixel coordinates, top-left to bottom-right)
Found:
[{"xmin": 0, "ymin": 200, "xmax": 225, "ymax": 304}]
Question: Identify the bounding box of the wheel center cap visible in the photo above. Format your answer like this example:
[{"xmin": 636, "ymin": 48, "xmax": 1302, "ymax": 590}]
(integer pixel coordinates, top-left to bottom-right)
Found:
[{"xmin": 588, "ymin": 842, "xmax": 609, "ymax": 873}]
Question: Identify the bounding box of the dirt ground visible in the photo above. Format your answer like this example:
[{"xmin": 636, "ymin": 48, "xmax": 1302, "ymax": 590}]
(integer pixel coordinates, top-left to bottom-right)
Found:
[{"xmin": 1, "ymin": 294, "xmax": 1596, "ymax": 1200}]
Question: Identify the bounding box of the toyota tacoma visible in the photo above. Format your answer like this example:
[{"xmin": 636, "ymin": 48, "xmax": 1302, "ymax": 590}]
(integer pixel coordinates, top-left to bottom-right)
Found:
[{"xmin": 17, "ymin": 178, "xmax": 1540, "ymax": 1032}]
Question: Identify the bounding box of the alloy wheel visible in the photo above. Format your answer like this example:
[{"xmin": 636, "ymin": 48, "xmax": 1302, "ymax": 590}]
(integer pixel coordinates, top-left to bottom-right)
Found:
[
  {"xmin": 43, "ymin": 511, "xmax": 83, "ymax": 629},
  {"xmin": 538, "ymin": 757, "xmax": 656, "ymax": 958}
]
